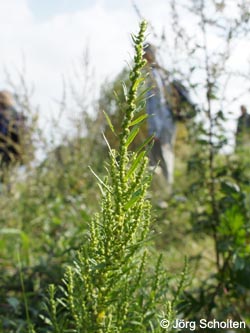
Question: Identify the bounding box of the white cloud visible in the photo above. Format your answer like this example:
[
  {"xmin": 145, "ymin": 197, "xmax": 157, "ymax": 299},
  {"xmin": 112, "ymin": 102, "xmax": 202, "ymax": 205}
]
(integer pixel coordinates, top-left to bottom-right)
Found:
[
  {"xmin": 0, "ymin": 1, "xmax": 137, "ymax": 139},
  {"xmin": 0, "ymin": 0, "xmax": 250, "ymax": 153},
  {"xmin": 0, "ymin": 1, "xmax": 140, "ymax": 112}
]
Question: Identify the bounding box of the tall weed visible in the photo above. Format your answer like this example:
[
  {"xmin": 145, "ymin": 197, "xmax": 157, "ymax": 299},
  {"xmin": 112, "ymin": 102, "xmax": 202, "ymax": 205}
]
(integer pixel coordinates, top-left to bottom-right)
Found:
[{"xmin": 40, "ymin": 21, "xmax": 184, "ymax": 333}]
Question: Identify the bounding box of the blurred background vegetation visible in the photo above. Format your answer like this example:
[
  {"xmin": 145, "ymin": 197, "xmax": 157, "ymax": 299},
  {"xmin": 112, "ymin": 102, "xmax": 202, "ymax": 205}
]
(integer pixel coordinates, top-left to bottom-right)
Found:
[{"xmin": 1, "ymin": 1, "xmax": 250, "ymax": 332}]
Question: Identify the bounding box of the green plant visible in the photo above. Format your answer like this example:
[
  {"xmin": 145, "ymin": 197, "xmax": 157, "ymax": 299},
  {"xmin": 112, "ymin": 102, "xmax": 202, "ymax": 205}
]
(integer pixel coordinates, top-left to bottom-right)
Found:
[
  {"xmin": 39, "ymin": 21, "xmax": 185, "ymax": 333},
  {"xmin": 173, "ymin": 0, "xmax": 250, "ymax": 325}
]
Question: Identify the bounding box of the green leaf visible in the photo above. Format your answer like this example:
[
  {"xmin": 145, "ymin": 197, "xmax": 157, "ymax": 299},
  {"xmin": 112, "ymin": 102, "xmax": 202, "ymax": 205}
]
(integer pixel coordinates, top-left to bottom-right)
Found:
[
  {"xmin": 103, "ymin": 132, "xmax": 118, "ymax": 167},
  {"xmin": 125, "ymin": 151, "xmax": 146, "ymax": 180},
  {"xmin": 221, "ymin": 181, "xmax": 240, "ymax": 194},
  {"xmin": 125, "ymin": 189, "xmax": 143, "ymax": 210},
  {"xmin": 103, "ymin": 110, "xmax": 116, "ymax": 135},
  {"xmin": 136, "ymin": 86, "xmax": 151, "ymax": 104},
  {"xmin": 122, "ymin": 81, "xmax": 128, "ymax": 101},
  {"xmin": 130, "ymin": 321, "xmax": 144, "ymax": 327},
  {"xmin": 131, "ymin": 33, "xmax": 137, "ymax": 44},
  {"xmin": 132, "ymin": 77, "xmax": 145, "ymax": 92},
  {"xmin": 125, "ymin": 126, "xmax": 139, "ymax": 147},
  {"xmin": 89, "ymin": 166, "xmax": 112, "ymax": 193},
  {"xmin": 136, "ymin": 134, "xmax": 154, "ymax": 154},
  {"xmin": 129, "ymin": 114, "xmax": 148, "ymax": 127}
]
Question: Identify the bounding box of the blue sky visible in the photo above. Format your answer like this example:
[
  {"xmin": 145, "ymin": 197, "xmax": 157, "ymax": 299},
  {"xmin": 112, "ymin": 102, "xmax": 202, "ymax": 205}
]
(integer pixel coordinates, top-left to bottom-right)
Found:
[
  {"xmin": 28, "ymin": 0, "xmax": 93, "ymax": 20},
  {"xmin": 28, "ymin": 0, "xmax": 132, "ymax": 20}
]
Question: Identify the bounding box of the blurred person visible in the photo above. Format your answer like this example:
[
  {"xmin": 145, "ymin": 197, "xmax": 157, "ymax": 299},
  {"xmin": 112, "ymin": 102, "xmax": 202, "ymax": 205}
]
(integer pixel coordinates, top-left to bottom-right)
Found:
[
  {"xmin": 236, "ymin": 105, "xmax": 250, "ymax": 148},
  {"xmin": 143, "ymin": 43, "xmax": 176, "ymax": 189},
  {"xmin": 143, "ymin": 43, "xmax": 196, "ymax": 192},
  {"xmin": 0, "ymin": 90, "xmax": 26, "ymax": 166}
]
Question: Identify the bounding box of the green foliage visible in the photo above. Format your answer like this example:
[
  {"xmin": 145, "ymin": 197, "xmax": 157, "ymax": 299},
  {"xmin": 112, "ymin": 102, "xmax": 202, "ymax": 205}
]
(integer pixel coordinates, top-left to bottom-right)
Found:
[
  {"xmin": 0, "ymin": 137, "xmax": 99, "ymax": 332},
  {"xmin": 99, "ymin": 68, "xmax": 148, "ymax": 153},
  {"xmin": 2, "ymin": 2, "xmax": 250, "ymax": 332},
  {"xmin": 179, "ymin": 52, "xmax": 250, "ymax": 333},
  {"xmin": 39, "ymin": 21, "xmax": 183, "ymax": 333},
  {"xmin": 140, "ymin": 0, "xmax": 250, "ymax": 326},
  {"xmin": 182, "ymin": 144, "xmax": 250, "ymax": 321}
]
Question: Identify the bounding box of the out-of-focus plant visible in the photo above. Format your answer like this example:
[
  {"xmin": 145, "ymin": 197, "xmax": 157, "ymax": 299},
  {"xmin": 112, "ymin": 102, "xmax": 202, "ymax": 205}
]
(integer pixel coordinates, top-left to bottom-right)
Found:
[
  {"xmin": 167, "ymin": 0, "xmax": 250, "ymax": 327},
  {"xmin": 0, "ymin": 59, "xmax": 97, "ymax": 332}
]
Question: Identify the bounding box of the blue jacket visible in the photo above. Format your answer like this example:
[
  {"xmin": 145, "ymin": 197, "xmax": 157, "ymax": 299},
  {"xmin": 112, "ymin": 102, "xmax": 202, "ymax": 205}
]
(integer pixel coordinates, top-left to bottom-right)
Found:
[{"xmin": 146, "ymin": 66, "xmax": 176, "ymax": 144}]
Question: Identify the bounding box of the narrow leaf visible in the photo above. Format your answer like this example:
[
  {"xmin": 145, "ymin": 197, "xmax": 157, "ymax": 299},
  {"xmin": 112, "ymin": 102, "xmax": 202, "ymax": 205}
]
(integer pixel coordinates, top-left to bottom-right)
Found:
[
  {"xmin": 135, "ymin": 134, "xmax": 154, "ymax": 154},
  {"xmin": 125, "ymin": 189, "xmax": 143, "ymax": 210},
  {"xmin": 129, "ymin": 114, "xmax": 148, "ymax": 127},
  {"xmin": 133, "ymin": 77, "xmax": 145, "ymax": 91},
  {"xmin": 103, "ymin": 111, "xmax": 116, "ymax": 135},
  {"xmin": 125, "ymin": 151, "xmax": 146, "ymax": 180},
  {"xmin": 126, "ymin": 126, "xmax": 139, "ymax": 147},
  {"xmin": 89, "ymin": 166, "xmax": 111, "ymax": 193},
  {"xmin": 102, "ymin": 132, "xmax": 119, "ymax": 167},
  {"xmin": 122, "ymin": 81, "xmax": 128, "ymax": 101}
]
